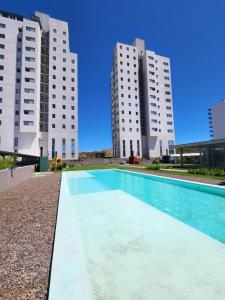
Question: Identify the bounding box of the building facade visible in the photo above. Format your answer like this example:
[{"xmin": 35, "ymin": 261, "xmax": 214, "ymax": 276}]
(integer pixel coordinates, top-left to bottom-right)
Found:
[
  {"xmin": 0, "ymin": 10, "xmax": 78, "ymax": 159},
  {"xmin": 111, "ymin": 38, "xmax": 175, "ymax": 159},
  {"xmin": 208, "ymin": 99, "xmax": 225, "ymax": 140}
]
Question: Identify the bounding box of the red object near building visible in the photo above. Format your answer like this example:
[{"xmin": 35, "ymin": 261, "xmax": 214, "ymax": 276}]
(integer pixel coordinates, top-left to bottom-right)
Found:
[{"xmin": 128, "ymin": 151, "xmax": 141, "ymax": 164}]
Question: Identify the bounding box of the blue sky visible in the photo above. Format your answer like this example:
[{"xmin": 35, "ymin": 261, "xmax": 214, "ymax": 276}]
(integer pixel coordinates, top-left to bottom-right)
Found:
[{"xmin": 2, "ymin": 0, "xmax": 225, "ymax": 151}]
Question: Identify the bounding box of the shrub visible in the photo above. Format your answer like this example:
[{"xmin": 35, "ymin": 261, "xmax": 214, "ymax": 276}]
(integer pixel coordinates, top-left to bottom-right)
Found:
[
  {"xmin": 152, "ymin": 159, "xmax": 159, "ymax": 164},
  {"xmin": 145, "ymin": 165, "xmax": 160, "ymax": 170},
  {"xmin": 50, "ymin": 157, "xmax": 65, "ymax": 171},
  {"xmin": 0, "ymin": 155, "xmax": 17, "ymax": 170},
  {"xmin": 188, "ymin": 168, "xmax": 225, "ymax": 177}
]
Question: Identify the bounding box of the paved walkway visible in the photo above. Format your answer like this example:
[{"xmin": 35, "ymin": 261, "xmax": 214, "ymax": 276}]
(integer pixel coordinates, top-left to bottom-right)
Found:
[{"xmin": 0, "ymin": 173, "xmax": 61, "ymax": 299}]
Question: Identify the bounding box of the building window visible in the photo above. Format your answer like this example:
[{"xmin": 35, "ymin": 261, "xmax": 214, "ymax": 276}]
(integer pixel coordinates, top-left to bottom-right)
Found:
[
  {"xmin": 24, "ymin": 88, "xmax": 34, "ymax": 93},
  {"xmin": 25, "ymin": 78, "xmax": 35, "ymax": 83},
  {"xmin": 52, "ymin": 138, "xmax": 55, "ymax": 158},
  {"xmin": 14, "ymin": 137, "xmax": 18, "ymax": 148},
  {"xmin": 71, "ymin": 138, "xmax": 75, "ymax": 156},
  {"xmin": 24, "ymin": 99, "xmax": 34, "ymax": 104},
  {"xmin": 26, "ymin": 36, "xmax": 35, "ymax": 42},
  {"xmin": 130, "ymin": 140, "xmax": 133, "ymax": 155},
  {"xmin": 159, "ymin": 140, "xmax": 163, "ymax": 156},
  {"xmin": 26, "ymin": 26, "xmax": 36, "ymax": 32},
  {"xmin": 23, "ymin": 121, "xmax": 34, "ymax": 126},
  {"xmin": 137, "ymin": 140, "xmax": 140, "ymax": 156},
  {"xmin": 25, "ymin": 67, "xmax": 35, "ymax": 72},
  {"xmin": 0, "ymin": 23, "xmax": 6, "ymax": 28},
  {"xmin": 25, "ymin": 57, "xmax": 35, "ymax": 62},
  {"xmin": 62, "ymin": 139, "xmax": 66, "ymax": 157},
  {"xmin": 168, "ymin": 140, "xmax": 174, "ymax": 154},
  {"xmin": 123, "ymin": 140, "xmax": 126, "ymax": 157},
  {"xmin": 25, "ymin": 47, "xmax": 35, "ymax": 52}
]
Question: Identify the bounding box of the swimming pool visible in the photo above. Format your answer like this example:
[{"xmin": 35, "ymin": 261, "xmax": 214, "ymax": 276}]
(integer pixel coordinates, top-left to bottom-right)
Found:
[
  {"xmin": 67, "ymin": 169, "xmax": 225, "ymax": 244},
  {"xmin": 49, "ymin": 169, "xmax": 225, "ymax": 300}
]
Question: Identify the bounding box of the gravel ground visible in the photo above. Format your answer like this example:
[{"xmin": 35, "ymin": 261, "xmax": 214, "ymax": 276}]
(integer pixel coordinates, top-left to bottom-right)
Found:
[{"xmin": 0, "ymin": 173, "xmax": 61, "ymax": 299}]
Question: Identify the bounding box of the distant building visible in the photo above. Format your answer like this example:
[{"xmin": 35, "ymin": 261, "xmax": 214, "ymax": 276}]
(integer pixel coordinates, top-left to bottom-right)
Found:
[
  {"xmin": 208, "ymin": 99, "xmax": 225, "ymax": 140},
  {"xmin": 0, "ymin": 10, "xmax": 78, "ymax": 159},
  {"xmin": 79, "ymin": 149, "xmax": 113, "ymax": 160},
  {"xmin": 111, "ymin": 38, "xmax": 175, "ymax": 159}
]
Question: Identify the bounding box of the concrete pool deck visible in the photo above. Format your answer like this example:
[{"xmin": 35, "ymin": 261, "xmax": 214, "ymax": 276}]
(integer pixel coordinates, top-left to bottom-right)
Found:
[{"xmin": 49, "ymin": 171, "xmax": 225, "ymax": 300}]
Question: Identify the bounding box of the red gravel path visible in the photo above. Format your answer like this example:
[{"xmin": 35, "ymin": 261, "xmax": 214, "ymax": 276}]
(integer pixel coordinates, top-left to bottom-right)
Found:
[{"xmin": 0, "ymin": 173, "xmax": 61, "ymax": 299}]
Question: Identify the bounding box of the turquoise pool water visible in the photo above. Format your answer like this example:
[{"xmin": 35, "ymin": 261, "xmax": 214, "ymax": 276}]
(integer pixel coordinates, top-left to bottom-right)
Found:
[{"xmin": 68, "ymin": 169, "xmax": 225, "ymax": 244}]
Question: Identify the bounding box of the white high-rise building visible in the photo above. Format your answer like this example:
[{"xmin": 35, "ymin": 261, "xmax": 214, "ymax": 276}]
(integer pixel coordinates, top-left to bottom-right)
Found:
[
  {"xmin": 0, "ymin": 10, "xmax": 78, "ymax": 160},
  {"xmin": 111, "ymin": 38, "xmax": 175, "ymax": 159},
  {"xmin": 208, "ymin": 99, "xmax": 225, "ymax": 140}
]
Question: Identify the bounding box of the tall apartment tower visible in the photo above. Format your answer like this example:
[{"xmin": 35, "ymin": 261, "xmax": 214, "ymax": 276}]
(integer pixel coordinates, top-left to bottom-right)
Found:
[
  {"xmin": 0, "ymin": 10, "xmax": 78, "ymax": 160},
  {"xmin": 111, "ymin": 38, "xmax": 175, "ymax": 159},
  {"xmin": 208, "ymin": 99, "xmax": 225, "ymax": 140}
]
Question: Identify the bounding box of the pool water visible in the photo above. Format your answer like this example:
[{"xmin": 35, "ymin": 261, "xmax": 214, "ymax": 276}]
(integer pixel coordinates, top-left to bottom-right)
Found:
[{"xmin": 68, "ymin": 169, "xmax": 225, "ymax": 244}]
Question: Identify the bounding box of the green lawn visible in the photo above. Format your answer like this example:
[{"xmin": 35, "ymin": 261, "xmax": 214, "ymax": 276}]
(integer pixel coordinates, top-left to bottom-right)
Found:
[
  {"xmin": 62, "ymin": 164, "xmax": 115, "ymax": 171},
  {"xmin": 58, "ymin": 164, "xmax": 225, "ymax": 182},
  {"xmin": 122, "ymin": 167, "xmax": 225, "ymax": 181}
]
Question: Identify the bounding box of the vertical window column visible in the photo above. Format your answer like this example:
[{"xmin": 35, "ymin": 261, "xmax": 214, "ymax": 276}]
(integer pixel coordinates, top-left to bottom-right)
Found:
[
  {"xmin": 123, "ymin": 140, "xmax": 126, "ymax": 157},
  {"xmin": 52, "ymin": 138, "xmax": 55, "ymax": 158},
  {"xmin": 137, "ymin": 140, "xmax": 140, "ymax": 156},
  {"xmin": 130, "ymin": 140, "xmax": 133, "ymax": 156},
  {"xmin": 71, "ymin": 138, "xmax": 75, "ymax": 157},
  {"xmin": 62, "ymin": 138, "xmax": 66, "ymax": 158},
  {"xmin": 159, "ymin": 140, "xmax": 163, "ymax": 156}
]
